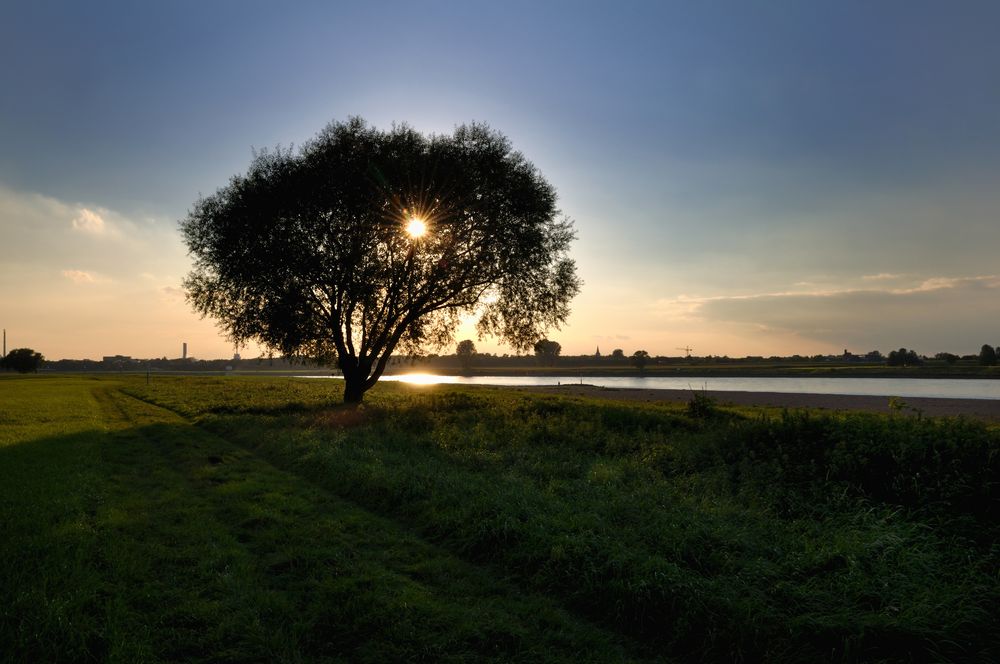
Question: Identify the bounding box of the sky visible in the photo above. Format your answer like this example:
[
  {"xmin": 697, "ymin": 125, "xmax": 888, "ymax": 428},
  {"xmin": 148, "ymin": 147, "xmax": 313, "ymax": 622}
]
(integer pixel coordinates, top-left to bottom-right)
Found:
[{"xmin": 2, "ymin": 0, "xmax": 1000, "ymax": 360}]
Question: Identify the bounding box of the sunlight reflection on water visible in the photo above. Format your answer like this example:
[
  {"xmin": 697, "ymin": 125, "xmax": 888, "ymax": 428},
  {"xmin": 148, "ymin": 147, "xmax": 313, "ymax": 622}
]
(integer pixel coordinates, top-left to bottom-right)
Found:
[{"xmin": 382, "ymin": 373, "xmax": 459, "ymax": 385}]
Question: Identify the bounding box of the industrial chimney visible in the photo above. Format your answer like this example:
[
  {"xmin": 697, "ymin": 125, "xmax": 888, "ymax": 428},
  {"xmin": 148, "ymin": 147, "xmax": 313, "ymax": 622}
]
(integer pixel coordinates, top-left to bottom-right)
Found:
[{"xmin": 182, "ymin": 342, "xmax": 187, "ymax": 360}]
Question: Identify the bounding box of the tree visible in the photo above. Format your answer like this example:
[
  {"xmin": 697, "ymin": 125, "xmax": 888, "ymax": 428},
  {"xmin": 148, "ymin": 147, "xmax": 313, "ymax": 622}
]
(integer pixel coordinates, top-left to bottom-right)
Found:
[
  {"xmin": 887, "ymin": 348, "xmax": 921, "ymax": 367},
  {"xmin": 611, "ymin": 348, "xmax": 625, "ymax": 360},
  {"xmin": 631, "ymin": 349, "xmax": 650, "ymax": 371},
  {"xmin": 533, "ymin": 339, "xmax": 562, "ymax": 366},
  {"xmin": 456, "ymin": 339, "xmax": 476, "ymax": 371},
  {"xmin": 1, "ymin": 348, "xmax": 44, "ymax": 373},
  {"xmin": 183, "ymin": 118, "xmax": 580, "ymax": 402},
  {"xmin": 934, "ymin": 352, "xmax": 959, "ymax": 365},
  {"xmin": 978, "ymin": 344, "xmax": 998, "ymax": 366}
]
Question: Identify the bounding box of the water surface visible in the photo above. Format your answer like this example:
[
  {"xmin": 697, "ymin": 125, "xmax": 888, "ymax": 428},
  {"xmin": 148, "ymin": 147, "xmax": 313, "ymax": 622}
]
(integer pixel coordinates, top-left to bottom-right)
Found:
[{"xmin": 302, "ymin": 374, "xmax": 1000, "ymax": 400}]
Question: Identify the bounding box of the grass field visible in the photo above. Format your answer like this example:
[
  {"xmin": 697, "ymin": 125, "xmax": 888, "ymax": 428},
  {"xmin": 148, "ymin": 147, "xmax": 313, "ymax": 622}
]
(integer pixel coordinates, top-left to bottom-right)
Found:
[{"xmin": 2, "ymin": 375, "xmax": 998, "ymax": 662}]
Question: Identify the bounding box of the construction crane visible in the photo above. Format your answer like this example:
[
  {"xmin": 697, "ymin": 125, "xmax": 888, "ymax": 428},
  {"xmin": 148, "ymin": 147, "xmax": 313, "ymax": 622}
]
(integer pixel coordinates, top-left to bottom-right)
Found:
[{"xmin": 676, "ymin": 346, "xmax": 693, "ymax": 358}]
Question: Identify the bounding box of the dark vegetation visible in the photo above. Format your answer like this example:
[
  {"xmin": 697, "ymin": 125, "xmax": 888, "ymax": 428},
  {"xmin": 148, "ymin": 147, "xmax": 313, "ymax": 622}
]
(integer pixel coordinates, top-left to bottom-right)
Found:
[
  {"xmin": 3, "ymin": 375, "xmax": 997, "ymax": 661},
  {"xmin": 533, "ymin": 339, "xmax": 562, "ymax": 366},
  {"xmin": 1, "ymin": 347, "xmax": 44, "ymax": 373},
  {"xmin": 40, "ymin": 344, "xmax": 1000, "ymax": 379},
  {"xmin": 980, "ymin": 344, "xmax": 999, "ymax": 366},
  {"xmin": 886, "ymin": 347, "xmax": 921, "ymax": 367}
]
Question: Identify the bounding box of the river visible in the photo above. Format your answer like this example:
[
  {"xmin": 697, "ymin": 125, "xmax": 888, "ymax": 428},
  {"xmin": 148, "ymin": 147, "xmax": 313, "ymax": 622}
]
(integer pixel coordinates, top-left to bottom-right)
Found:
[{"xmin": 301, "ymin": 374, "xmax": 1000, "ymax": 400}]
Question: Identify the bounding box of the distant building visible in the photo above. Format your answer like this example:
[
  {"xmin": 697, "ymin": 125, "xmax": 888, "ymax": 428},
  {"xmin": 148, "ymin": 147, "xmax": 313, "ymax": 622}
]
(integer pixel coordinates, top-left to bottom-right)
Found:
[
  {"xmin": 595, "ymin": 346, "xmax": 601, "ymax": 358},
  {"xmin": 102, "ymin": 355, "xmax": 132, "ymax": 363}
]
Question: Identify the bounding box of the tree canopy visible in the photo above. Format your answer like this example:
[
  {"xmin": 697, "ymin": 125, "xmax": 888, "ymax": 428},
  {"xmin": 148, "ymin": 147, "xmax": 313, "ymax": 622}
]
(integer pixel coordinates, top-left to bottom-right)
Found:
[
  {"xmin": 182, "ymin": 118, "xmax": 580, "ymax": 401},
  {"xmin": 2, "ymin": 348, "xmax": 44, "ymax": 373},
  {"xmin": 456, "ymin": 339, "xmax": 476, "ymax": 371},
  {"xmin": 978, "ymin": 344, "xmax": 998, "ymax": 366},
  {"xmin": 631, "ymin": 349, "xmax": 650, "ymax": 371},
  {"xmin": 533, "ymin": 339, "xmax": 562, "ymax": 366},
  {"xmin": 886, "ymin": 348, "xmax": 921, "ymax": 367}
]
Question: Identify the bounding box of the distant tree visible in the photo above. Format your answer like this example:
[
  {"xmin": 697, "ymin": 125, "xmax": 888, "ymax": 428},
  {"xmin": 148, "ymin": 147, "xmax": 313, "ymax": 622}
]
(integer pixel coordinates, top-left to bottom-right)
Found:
[
  {"xmin": 611, "ymin": 348, "xmax": 625, "ymax": 360},
  {"xmin": 934, "ymin": 352, "xmax": 960, "ymax": 365},
  {"xmin": 456, "ymin": 339, "xmax": 477, "ymax": 371},
  {"xmin": 181, "ymin": 118, "xmax": 580, "ymax": 403},
  {"xmin": 533, "ymin": 339, "xmax": 562, "ymax": 366},
  {"xmin": 978, "ymin": 344, "xmax": 998, "ymax": 366},
  {"xmin": 631, "ymin": 349, "xmax": 650, "ymax": 371},
  {"xmin": 888, "ymin": 348, "xmax": 921, "ymax": 367},
  {"xmin": 1, "ymin": 348, "xmax": 44, "ymax": 373}
]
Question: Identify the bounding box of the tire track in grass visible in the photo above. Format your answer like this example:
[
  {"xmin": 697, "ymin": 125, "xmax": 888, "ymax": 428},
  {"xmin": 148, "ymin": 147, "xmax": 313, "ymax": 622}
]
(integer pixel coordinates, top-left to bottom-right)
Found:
[{"xmin": 102, "ymin": 387, "xmax": 645, "ymax": 662}]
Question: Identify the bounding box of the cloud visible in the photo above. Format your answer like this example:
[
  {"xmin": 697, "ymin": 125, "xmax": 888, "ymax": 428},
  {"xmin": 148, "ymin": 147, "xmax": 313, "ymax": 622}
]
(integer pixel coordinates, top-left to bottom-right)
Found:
[
  {"xmin": 861, "ymin": 273, "xmax": 905, "ymax": 281},
  {"xmin": 71, "ymin": 208, "xmax": 107, "ymax": 234},
  {"xmin": 62, "ymin": 269, "xmax": 98, "ymax": 284},
  {"xmin": 161, "ymin": 285, "xmax": 185, "ymax": 300},
  {"xmin": 661, "ymin": 275, "xmax": 1000, "ymax": 353}
]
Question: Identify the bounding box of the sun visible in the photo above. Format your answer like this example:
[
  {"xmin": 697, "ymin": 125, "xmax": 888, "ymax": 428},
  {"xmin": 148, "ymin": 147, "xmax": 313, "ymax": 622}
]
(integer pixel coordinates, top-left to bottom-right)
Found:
[{"xmin": 406, "ymin": 217, "xmax": 427, "ymax": 238}]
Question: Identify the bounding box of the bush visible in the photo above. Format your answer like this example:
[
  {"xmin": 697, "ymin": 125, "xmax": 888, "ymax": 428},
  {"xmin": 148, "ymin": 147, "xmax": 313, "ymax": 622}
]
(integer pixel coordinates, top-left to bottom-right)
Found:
[{"xmin": 685, "ymin": 391, "xmax": 718, "ymax": 420}]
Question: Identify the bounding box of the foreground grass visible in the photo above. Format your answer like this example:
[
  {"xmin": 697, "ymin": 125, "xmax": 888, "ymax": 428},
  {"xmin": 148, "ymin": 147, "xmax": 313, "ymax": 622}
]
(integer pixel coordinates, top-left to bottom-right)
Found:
[
  {"xmin": 1, "ymin": 376, "xmax": 632, "ymax": 662},
  {"xmin": 3, "ymin": 375, "xmax": 999, "ymax": 661}
]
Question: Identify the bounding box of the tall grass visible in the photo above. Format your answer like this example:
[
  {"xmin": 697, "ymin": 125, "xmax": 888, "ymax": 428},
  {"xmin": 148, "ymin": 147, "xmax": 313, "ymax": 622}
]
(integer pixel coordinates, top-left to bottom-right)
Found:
[{"xmin": 126, "ymin": 377, "xmax": 1000, "ymax": 661}]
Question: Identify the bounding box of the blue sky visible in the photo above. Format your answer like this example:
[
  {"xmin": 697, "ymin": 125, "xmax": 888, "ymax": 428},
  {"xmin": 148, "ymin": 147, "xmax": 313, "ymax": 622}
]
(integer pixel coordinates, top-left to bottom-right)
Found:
[{"xmin": 3, "ymin": 1, "xmax": 999, "ymax": 359}]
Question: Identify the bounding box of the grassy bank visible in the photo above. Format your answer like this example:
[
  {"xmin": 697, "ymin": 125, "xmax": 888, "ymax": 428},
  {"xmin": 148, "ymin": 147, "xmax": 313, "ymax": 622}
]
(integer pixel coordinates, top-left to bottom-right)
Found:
[{"xmin": 2, "ymin": 375, "xmax": 998, "ymax": 661}]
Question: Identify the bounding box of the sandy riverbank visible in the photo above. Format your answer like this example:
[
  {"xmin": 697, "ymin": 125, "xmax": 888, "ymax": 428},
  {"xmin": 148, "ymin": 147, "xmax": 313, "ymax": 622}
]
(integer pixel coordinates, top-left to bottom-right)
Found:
[{"xmin": 513, "ymin": 384, "xmax": 1000, "ymax": 422}]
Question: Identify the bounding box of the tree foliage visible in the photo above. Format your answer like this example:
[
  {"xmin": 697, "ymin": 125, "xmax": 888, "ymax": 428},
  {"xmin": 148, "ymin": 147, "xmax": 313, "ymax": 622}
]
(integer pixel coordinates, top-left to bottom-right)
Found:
[
  {"xmin": 456, "ymin": 339, "xmax": 476, "ymax": 371},
  {"xmin": 886, "ymin": 348, "xmax": 921, "ymax": 367},
  {"xmin": 934, "ymin": 352, "xmax": 960, "ymax": 365},
  {"xmin": 1, "ymin": 348, "xmax": 44, "ymax": 373},
  {"xmin": 182, "ymin": 118, "xmax": 580, "ymax": 401},
  {"xmin": 631, "ymin": 349, "xmax": 650, "ymax": 371},
  {"xmin": 533, "ymin": 339, "xmax": 562, "ymax": 366},
  {"xmin": 978, "ymin": 344, "xmax": 998, "ymax": 366}
]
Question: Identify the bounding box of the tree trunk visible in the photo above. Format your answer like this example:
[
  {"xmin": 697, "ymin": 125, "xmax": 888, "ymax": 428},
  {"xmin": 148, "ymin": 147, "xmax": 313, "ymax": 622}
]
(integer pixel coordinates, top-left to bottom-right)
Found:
[
  {"xmin": 344, "ymin": 376, "xmax": 365, "ymax": 403},
  {"xmin": 339, "ymin": 361, "xmax": 368, "ymax": 403}
]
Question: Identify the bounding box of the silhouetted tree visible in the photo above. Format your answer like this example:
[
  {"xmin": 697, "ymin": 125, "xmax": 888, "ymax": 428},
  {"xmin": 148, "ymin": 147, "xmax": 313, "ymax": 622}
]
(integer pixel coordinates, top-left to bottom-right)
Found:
[
  {"xmin": 533, "ymin": 339, "xmax": 562, "ymax": 366},
  {"xmin": 934, "ymin": 352, "xmax": 960, "ymax": 365},
  {"xmin": 887, "ymin": 348, "xmax": 921, "ymax": 367},
  {"xmin": 182, "ymin": 118, "xmax": 580, "ymax": 402},
  {"xmin": 631, "ymin": 349, "xmax": 650, "ymax": 371},
  {"xmin": 978, "ymin": 344, "xmax": 998, "ymax": 366},
  {"xmin": 456, "ymin": 339, "xmax": 476, "ymax": 371},
  {"xmin": 1, "ymin": 348, "xmax": 44, "ymax": 373},
  {"xmin": 611, "ymin": 348, "xmax": 625, "ymax": 360}
]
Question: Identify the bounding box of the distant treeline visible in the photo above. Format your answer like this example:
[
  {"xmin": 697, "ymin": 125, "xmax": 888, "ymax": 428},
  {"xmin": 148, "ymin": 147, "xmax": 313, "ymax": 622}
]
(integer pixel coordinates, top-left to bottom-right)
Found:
[
  {"xmin": 37, "ymin": 343, "xmax": 1000, "ymax": 372},
  {"xmin": 42, "ymin": 356, "xmax": 313, "ymax": 373}
]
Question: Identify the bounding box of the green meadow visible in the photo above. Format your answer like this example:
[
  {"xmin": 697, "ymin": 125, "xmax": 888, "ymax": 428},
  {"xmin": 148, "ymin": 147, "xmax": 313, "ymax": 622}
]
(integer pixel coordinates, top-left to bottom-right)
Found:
[{"xmin": 1, "ymin": 375, "xmax": 998, "ymax": 662}]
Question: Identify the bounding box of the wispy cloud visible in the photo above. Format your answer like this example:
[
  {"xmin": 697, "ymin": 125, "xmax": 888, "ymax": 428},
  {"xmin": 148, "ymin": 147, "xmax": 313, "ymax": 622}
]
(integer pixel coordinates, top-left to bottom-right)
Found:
[
  {"xmin": 861, "ymin": 272, "xmax": 905, "ymax": 281},
  {"xmin": 62, "ymin": 269, "xmax": 98, "ymax": 284},
  {"xmin": 161, "ymin": 285, "xmax": 185, "ymax": 300},
  {"xmin": 71, "ymin": 208, "xmax": 107, "ymax": 234}
]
